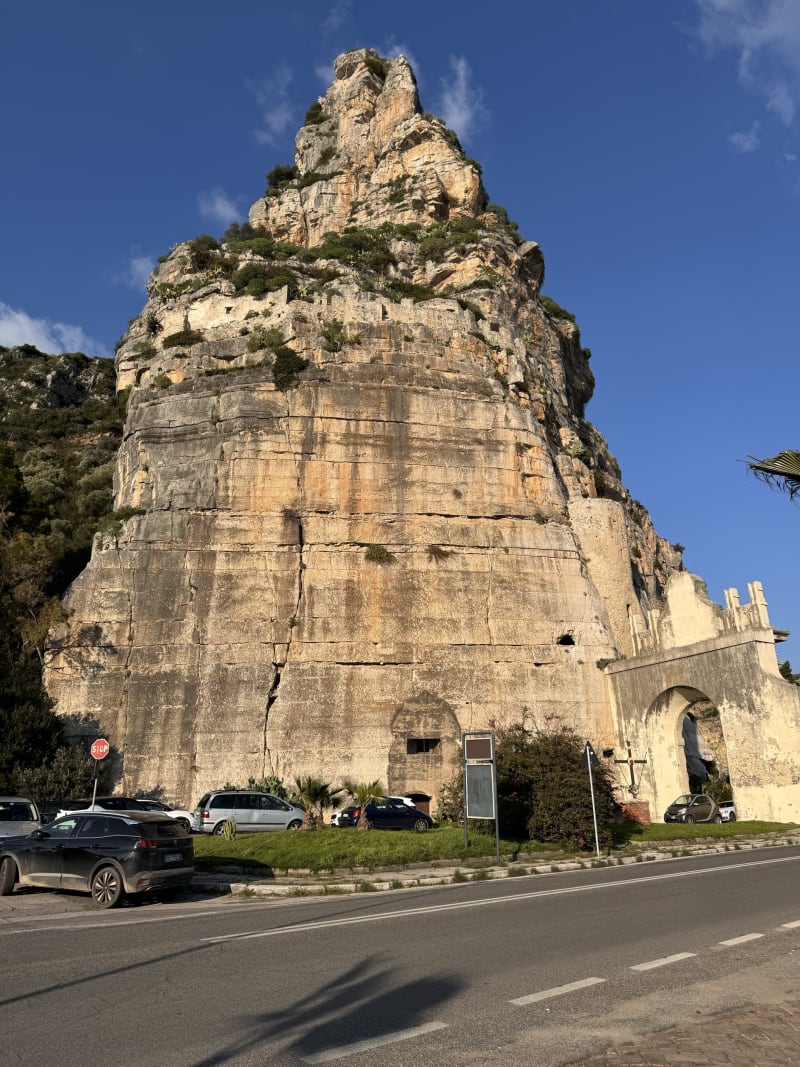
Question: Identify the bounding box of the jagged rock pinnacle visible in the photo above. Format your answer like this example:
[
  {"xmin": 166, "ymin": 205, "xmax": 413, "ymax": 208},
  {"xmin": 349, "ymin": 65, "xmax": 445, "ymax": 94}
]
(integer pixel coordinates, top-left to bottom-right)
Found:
[{"xmin": 249, "ymin": 49, "xmax": 487, "ymax": 245}]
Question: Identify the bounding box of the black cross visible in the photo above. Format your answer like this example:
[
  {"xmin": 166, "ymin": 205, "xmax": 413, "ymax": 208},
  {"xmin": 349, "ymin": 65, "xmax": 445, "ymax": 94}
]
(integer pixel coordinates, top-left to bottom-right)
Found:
[{"xmin": 615, "ymin": 740, "xmax": 647, "ymax": 796}]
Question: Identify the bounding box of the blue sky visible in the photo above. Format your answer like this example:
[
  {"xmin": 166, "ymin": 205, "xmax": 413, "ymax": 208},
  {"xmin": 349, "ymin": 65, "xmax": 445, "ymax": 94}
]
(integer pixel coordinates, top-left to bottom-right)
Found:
[{"xmin": 2, "ymin": 1, "xmax": 799, "ymax": 665}]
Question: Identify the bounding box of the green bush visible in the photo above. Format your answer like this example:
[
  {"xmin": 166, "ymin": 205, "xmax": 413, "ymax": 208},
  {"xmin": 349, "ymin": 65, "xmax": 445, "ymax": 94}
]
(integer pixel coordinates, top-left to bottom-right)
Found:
[
  {"xmin": 304, "ymin": 101, "xmax": 326, "ymax": 126},
  {"xmin": 383, "ymin": 279, "xmax": 437, "ymax": 303},
  {"xmin": 266, "ymin": 163, "xmax": 298, "ymax": 191},
  {"xmin": 150, "ymin": 373, "xmax": 173, "ymax": 390},
  {"xmin": 163, "ymin": 330, "xmax": 204, "ymax": 349},
  {"xmin": 187, "ymin": 234, "xmax": 220, "ymax": 272},
  {"xmin": 221, "ymin": 221, "xmax": 257, "ymax": 242},
  {"xmin": 365, "ymin": 54, "xmax": 390, "ymax": 80},
  {"xmin": 312, "ymin": 227, "xmax": 396, "ymax": 273},
  {"xmin": 272, "ymin": 346, "xmax": 309, "ymax": 390},
  {"xmin": 540, "ymin": 295, "xmax": 577, "ymax": 323},
  {"xmin": 231, "ymin": 263, "xmax": 298, "ymax": 299},
  {"xmin": 246, "ymin": 327, "xmax": 284, "ymax": 353}
]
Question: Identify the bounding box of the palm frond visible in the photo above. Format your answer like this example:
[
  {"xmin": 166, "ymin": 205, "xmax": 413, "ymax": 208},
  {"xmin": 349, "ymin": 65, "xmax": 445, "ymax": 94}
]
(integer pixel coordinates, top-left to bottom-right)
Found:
[{"xmin": 746, "ymin": 451, "xmax": 800, "ymax": 501}]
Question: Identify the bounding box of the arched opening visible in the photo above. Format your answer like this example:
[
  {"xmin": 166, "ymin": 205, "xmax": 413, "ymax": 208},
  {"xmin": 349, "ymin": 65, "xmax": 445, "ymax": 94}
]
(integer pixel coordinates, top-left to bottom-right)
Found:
[
  {"xmin": 680, "ymin": 700, "xmax": 731, "ymax": 800},
  {"xmin": 643, "ymin": 686, "xmax": 732, "ymax": 819}
]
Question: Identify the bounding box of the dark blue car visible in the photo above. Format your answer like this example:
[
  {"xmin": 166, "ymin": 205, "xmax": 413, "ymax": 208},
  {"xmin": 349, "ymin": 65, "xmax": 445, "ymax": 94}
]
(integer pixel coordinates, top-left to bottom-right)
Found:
[{"xmin": 335, "ymin": 798, "xmax": 433, "ymax": 831}]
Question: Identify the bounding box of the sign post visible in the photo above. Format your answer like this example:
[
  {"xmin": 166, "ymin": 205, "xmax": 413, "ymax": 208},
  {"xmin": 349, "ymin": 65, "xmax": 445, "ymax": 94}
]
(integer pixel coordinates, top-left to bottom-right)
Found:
[
  {"xmin": 581, "ymin": 741, "xmax": 602, "ymax": 859},
  {"xmin": 462, "ymin": 732, "xmax": 500, "ymax": 863},
  {"xmin": 89, "ymin": 737, "xmax": 109, "ymax": 807}
]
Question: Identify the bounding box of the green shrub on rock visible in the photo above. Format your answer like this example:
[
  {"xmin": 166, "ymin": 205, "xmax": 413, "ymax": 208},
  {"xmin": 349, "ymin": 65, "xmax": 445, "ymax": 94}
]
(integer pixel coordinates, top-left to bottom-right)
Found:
[
  {"xmin": 272, "ymin": 346, "xmax": 309, "ymax": 390},
  {"xmin": 163, "ymin": 330, "xmax": 205, "ymax": 349}
]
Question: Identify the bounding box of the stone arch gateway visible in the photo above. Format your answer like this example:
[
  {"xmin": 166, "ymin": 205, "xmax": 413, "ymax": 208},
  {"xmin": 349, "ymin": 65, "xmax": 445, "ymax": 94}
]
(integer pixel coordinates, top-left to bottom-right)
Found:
[{"xmin": 605, "ymin": 574, "xmax": 800, "ymax": 823}]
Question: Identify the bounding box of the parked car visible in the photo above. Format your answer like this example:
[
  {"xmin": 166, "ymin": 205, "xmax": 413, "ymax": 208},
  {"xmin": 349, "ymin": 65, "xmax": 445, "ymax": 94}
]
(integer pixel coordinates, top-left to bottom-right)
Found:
[
  {"xmin": 0, "ymin": 811, "xmax": 194, "ymax": 908},
  {"xmin": 718, "ymin": 800, "xmax": 737, "ymax": 822},
  {"xmin": 330, "ymin": 796, "xmax": 414, "ymax": 827},
  {"xmin": 0, "ymin": 797, "xmax": 42, "ymax": 840},
  {"xmin": 331, "ymin": 805, "xmax": 358, "ymax": 827},
  {"xmin": 56, "ymin": 796, "xmax": 149, "ymax": 820},
  {"xmin": 191, "ymin": 790, "xmax": 306, "ymax": 835},
  {"xmin": 136, "ymin": 799, "xmax": 194, "ymax": 833},
  {"xmin": 37, "ymin": 802, "xmax": 62, "ymax": 825},
  {"xmin": 334, "ymin": 798, "xmax": 433, "ymax": 831},
  {"xmin": 663, "ymin": 794, "xmax": 722, "ymax": 823}
]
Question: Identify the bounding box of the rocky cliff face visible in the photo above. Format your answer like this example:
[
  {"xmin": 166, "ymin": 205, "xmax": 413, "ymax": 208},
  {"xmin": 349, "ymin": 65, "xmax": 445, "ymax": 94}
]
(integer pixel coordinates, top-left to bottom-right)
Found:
[{"xmin": 45, "ymin": 50, "xmax": 681, "ymax": 807}]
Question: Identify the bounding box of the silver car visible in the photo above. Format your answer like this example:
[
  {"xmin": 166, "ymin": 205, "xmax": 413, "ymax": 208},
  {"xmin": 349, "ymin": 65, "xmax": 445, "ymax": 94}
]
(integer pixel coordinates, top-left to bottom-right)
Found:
[
  {"xmin": 0, "ymin": 797, "xmax": 42, "ymax": 840},
  {"xmin": 192, "ymin": 790, "xmax": 305, "ymax": 835}
]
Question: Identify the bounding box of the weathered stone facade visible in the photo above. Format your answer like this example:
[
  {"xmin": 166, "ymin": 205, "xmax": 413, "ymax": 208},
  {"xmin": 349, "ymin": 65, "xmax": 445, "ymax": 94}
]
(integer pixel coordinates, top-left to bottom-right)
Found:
[{"xmin": 44, "ymin": 50, "xmax": 800, "ymax": 820}]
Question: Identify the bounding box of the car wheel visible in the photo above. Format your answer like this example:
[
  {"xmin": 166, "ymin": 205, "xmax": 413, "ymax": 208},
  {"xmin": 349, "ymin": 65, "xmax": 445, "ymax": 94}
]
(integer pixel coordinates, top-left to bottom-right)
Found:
[
  {"xmin": 713, "ymin": 813, "xmax": 723, "ymax": 823},
  {"xmin": 729, "ymin": 812, "xmax": 736, "ymax": 822},
  {"xmin": 91, "ymin": 865, "xmax": 123, "ymax": 908},
  {"xmin": 175, "ymin": 818, "xmax": 191, "ymax": 833},
  {"xmin": 684, "ymin": 815, "xmax": 695, "ymax": 824},
  {"xmin": 212, "ymin": 821, "xmax": 228, "ymax": 836},
  {"xmin": 413, "ymin": 818, "xmax": 430, "ymax": 833},
  {"xmin": 0, "ymin": 857, "xmax": 17, "ymax": 895},
  {"xmin": 287, "ymin": 820, "xmax": 302, "ymax": 830}
]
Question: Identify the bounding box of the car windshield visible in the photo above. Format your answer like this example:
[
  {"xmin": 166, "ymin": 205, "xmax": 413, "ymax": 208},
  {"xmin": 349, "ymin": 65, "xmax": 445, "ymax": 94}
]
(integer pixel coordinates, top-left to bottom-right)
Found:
[
  {"xmin": 672, "ymin": 795, "xmax": 693, "ymax": 805},
  {"xmin": 0, "ymin": 801, "xmax": 36, "ymax": 821}
]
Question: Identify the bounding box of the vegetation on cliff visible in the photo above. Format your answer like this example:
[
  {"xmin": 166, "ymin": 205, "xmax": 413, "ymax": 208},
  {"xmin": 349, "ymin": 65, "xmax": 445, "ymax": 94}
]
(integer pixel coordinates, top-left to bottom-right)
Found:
[{"xmin": 0, "ymin": 344, "xmax": 123, "ymax": 794}]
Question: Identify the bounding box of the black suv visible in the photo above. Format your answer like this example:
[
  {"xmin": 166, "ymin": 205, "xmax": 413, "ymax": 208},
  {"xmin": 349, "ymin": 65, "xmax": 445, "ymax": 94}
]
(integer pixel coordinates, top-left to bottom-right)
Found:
[{"xmin": 0, "ymin": 811, "xmax": 194, "ymax": 907}]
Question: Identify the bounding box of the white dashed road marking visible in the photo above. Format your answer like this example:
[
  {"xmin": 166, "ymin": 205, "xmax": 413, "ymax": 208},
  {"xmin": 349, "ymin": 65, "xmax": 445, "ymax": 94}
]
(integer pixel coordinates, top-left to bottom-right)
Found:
[
  {"xmin": 510, "ymin": 977, "xmax": 606, "ymax": 1006},
  {"xmin": 781, "ymin": 919, "xmax": 800, "ymax": 929},
  {"xmin": 719, "ymin": 933, "xmax": 764, "ymax": 946},
  {"xmin": 299, "ymin": 1021, "xmax": 448, "ymax": 1063},
  {"xmin": 630, "ymin": 952, "xmax": 696, "ymax": 971}
]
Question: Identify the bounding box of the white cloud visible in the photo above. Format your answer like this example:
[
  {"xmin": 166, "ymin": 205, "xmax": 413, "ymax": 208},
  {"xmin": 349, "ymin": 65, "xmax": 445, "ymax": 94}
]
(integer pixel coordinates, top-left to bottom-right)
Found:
[
  {"xmin": 0, "ymin": 302, "xmax": 108, "ymax": 357},
  {"xmin": 109, "ymin": 251, "xmax": 156, "ymax": 292},
  {"xmin": 315, "ymin": 58, "xmax": 335, "ymax": 86},
  {"xmin": 436, "ymin": 55, "xmax": 489, "ymax": 143},
  {"xmin": 385, "ymin": 40, "xmax": 422, "ymax": 80},
  {"xmin": 730, "ymin": 120, "xmax": 761, "ymax": 151},
  {"xmin": 322, "ymin": 0, "xmax": 351, "ymax": 35},
  {"xmin": 247, "ymin": 66, "xmax": 295, "ymax": 147},
  {"xmin": 197, "ymin": 187, "xmax": 241, "ymax": 227},
  {"xmin": 692, "ymin": 0, "xmax": 800, "ymax": 125}
]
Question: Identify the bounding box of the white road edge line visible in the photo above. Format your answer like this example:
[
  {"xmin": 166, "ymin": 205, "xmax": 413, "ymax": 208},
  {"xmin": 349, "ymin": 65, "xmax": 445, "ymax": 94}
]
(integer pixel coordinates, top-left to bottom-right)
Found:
[
  {"xmin": 299, "ymin": 1020, "xmax": 448, "ymax": 1063},
  {"xmin": 510, "ymin": 976, "xmax": 606, "ymax": 1005},
  {"xmin": 719, "ymin": 933, "xmax": 764, "ymax": 946},
  {"xmin": 781, "ymin": 919, "xmax": 800, "ymax": 929},
  {"xmin": 631, "ymin": 952, "xmax": 696, "ymax": 971},
  {"xmin": 201, "ymin": 854, "xmax": 800, "ymax": 944}
]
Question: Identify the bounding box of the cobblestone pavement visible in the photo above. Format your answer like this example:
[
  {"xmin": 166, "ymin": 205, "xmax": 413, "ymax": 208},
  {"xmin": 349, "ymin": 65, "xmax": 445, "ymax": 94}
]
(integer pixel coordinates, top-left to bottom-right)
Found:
[{"xmin": 577, "ymin": 996, "xmax": 800, "ymax": 1065}]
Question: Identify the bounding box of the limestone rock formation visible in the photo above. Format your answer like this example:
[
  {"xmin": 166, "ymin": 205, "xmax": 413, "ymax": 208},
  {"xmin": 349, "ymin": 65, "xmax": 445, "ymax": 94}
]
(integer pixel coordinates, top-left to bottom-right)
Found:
[{"xmin": 46, "ymin": 50, "xmax": 692, "ymax": 807}]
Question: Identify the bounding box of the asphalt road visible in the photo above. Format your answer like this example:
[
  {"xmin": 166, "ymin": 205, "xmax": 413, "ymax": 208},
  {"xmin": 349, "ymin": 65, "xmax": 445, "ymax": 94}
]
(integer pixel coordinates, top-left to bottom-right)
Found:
[{"xmin": 2, "ymin": 846, "xmax": 800, "ymax": 1066}]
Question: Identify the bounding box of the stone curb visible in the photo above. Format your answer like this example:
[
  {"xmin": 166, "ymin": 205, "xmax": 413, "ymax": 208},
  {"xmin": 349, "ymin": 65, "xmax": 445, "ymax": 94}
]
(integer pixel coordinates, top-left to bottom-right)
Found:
[{"xmin": 191, "ymin": 832, "xmax": 800, "ymax": 899}]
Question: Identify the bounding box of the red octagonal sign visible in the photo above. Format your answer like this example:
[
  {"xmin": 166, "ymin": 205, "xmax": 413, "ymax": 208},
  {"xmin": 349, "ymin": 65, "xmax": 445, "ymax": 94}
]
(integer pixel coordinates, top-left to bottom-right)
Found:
[{"xmin": 90, "ymin": 737, "xmax": 110, "ymax": 760}]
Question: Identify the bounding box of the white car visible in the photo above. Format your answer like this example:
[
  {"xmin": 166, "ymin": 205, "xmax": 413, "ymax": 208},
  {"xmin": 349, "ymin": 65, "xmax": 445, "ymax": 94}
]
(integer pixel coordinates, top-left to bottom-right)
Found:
[
  {"xmin": 718, "ymin": 801, "xmax": 737, "ymax": 822},
  {"xmin": 136, "ymin": 799, "xmax": 194, "ymax": 832},
  {"xmin": 57, "ymin": 797, "xmax": 194, "ymax": 833}
]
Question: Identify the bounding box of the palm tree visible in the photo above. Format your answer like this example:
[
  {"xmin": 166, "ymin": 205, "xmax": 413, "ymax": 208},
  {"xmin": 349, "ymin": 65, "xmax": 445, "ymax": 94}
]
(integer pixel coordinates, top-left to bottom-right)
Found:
[
  {"xmin": 341, "ymin": 778, "xmax": 387, "ymax": 829},
  {"xmin": 293, "ymin": 776, "xmax": 344, "ymax": 829},
  {"xmin": 747, "ymin": 451, "xmax": 800, "ymax": 501}
]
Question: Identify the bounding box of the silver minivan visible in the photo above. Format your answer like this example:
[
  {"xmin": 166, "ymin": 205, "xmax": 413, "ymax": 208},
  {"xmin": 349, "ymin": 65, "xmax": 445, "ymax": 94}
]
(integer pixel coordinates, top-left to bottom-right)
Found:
[
  {"xmin": 192, "ymin": 790, "xmax": 305, "ymax": 835},
  {"xmin": 0, "ymin": 797, "xmax": 42, "ymax": 839}
]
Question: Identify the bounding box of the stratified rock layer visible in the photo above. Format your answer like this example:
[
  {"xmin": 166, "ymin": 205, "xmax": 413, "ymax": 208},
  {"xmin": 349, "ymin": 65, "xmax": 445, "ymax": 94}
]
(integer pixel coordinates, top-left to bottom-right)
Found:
[{"xmin": 46, "ymin": 50, "xmax": 680, "ymax": 806}]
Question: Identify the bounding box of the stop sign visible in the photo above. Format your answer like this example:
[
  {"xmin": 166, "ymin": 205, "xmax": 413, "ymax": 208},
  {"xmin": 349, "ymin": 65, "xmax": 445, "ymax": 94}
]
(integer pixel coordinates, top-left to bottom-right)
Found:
[{"xmin": 90, "ymin": 737, "xmax": 110, "ymax": 760}]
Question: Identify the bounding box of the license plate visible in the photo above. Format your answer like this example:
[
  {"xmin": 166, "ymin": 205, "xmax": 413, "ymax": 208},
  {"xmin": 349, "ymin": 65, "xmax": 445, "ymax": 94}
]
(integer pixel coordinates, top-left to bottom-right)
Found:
[{"xmin": 164, "ymin": 852, "xmax": 182, "ymax": 863}]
